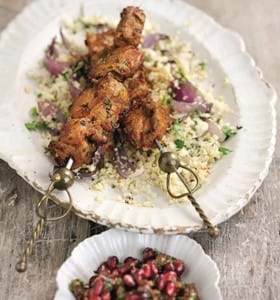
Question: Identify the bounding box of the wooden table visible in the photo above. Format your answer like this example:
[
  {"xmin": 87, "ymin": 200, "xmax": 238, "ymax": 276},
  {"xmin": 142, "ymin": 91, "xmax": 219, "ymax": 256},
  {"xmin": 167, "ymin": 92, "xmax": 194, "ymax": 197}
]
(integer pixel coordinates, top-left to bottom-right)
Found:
[{"xmin": 0, "ymin": 1, "xmax": 279, "ymax": 299}]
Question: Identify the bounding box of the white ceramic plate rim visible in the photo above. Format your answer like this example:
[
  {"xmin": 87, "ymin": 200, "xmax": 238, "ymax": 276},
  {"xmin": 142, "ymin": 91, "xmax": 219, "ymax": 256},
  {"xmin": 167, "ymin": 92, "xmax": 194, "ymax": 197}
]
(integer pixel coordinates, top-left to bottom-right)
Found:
[
  {"xmin": 54, "ymin": 229, "xmax": 222, "ymax": 300},
  {"xmin": 0, "ymin": 0, "xmax": 277, "ymax": 233}
]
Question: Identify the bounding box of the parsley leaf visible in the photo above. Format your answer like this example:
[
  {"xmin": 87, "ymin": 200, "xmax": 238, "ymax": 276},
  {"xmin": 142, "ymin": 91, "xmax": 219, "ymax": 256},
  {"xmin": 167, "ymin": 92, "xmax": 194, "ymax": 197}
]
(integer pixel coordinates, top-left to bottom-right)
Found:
[
  {"xmin": 219, "ymin": 147, "xmax": 232, "ymax": 156},
  {"xmin": 175, "ymin": 139, "xmax": 185, "ymax": 150},
  {"xmin": 25, "ymin": 120, "xmax": 47, "ymax": 131},
  {"xmin": 198, "ymin": 62, "xmax": 207, "ymax": 70},
  {"xmin": 223, "ymin": 126, "xmax": 237, "ymax": 139},
  {"xmin": 173, "ymin": 119, "xmax": 182, "ymax": 133},
  {"xmin": 177, "ymin": 67, "xmax": 187, "ymax": 82},
  {"xmin": 162, "ymin": 94, "xmax": 172, "ymax": 105},
  {"xmin": 30, "ymin": 107, "xmax": 39, "ymax": 118}
]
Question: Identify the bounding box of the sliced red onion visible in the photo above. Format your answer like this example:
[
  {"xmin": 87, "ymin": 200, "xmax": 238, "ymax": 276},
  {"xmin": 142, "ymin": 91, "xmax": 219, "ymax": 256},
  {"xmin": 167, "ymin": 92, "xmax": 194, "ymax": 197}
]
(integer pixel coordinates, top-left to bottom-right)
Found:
[
  {"xmin": 171, "ymin": 81, "xmax": 212, "ymax": 115},
  {"xmin": 38, "ymin": 100, "xmax": 66, "ymax": 124},
  {"xmin": 114, "ymin": 147, "xmax": 136, "ymax": 178},
  {"xmin": 47, "ymin": 37, "xmax": 59, "ymax": 57},
  {"xmin": 48, "ymin": 128, "xmax": 61, "ymax": 136},
  {"xmin": 171, "ymin": 101, "xmax": 191, "ymax": 115},
  {"xmin": 44, "ymin": 57, "xmax": 68, "ymax": 76},
  {"xmin": 206, "ymin": 119, "xmax": 226, "ymax": 142},
  {"xmin": 173, "ymin": 82, "xmax": 197, "ymax": 103},
  {"xmin": 45, "ymin": 36, "xmax": 68, "ymax": 76},
  {"xmin": 69, "ymin": 79, "xmax": 81, "ymax": 100},
  {"xmin": 142, "ymin": 34, "xmax": 169, "ymax": 48}
]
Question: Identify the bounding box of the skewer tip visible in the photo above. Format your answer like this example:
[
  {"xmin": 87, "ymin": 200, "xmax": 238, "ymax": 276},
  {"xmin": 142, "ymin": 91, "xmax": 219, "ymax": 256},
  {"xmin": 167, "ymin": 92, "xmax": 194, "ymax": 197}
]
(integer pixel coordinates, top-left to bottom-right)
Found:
[
  {"xmin": 15, "ymin": 259, "xmax": 27, "ymax": 273},
  {"xmin": 208, "ymin": 226, "xmax": 220, "ymax": 238}
]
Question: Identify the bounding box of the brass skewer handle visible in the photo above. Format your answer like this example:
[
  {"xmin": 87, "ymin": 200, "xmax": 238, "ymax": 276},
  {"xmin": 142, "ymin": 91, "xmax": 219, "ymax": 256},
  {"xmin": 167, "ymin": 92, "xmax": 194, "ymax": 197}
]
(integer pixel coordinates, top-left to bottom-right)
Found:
[
  {"xmin": 15, "ymin": 161, "xmax": 75, "ymax": 273},
  {"xmin": 158, "ymin": 150, "xmax": 220, "ymax": 238}
]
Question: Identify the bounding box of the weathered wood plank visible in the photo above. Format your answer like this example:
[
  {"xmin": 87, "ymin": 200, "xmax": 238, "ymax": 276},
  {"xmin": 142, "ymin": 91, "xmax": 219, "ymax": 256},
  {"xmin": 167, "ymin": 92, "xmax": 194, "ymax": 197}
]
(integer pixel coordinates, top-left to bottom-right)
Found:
[{"xmin": 0, "ymin": 1, "xmax": 279, "ymax": 299}]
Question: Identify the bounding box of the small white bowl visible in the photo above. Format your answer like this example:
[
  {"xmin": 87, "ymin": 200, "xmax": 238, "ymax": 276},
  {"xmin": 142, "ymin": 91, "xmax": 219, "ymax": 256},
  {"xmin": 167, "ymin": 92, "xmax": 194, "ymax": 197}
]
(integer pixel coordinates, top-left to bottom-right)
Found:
[{"xmin": 55, "ymin": 229, "xmax": 221, "ymax": 300}]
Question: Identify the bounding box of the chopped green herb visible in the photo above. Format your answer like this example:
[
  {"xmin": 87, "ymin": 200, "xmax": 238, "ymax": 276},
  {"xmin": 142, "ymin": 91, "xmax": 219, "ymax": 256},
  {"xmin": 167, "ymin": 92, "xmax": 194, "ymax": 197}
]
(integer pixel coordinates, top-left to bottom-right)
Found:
[
  {"xmin": 104, "ymin": 281, "xmax": 113, "ymax": 291},
  {"xmin": 162, "ymin": 94, "xmax": 172, "ymax": 105},
  {"xmin": 37, "ymin": 92, "xmax": 43, "ymax": 98},
  {"xmin": 144, "ymin": 54, "xmax": 152, "ymax": 62},
  {"xmin": 25, "ymin": 120, "xmax": 47, "ymax": 131},
  {"xmin": 219, "ymin": 147, "xmax": 232, "ymax": 156},
  {"xmin": 223, "ymin": 126, "xmax": 237, "ymax": 139},
  {"xmin": 198, "ymin": 62, "xmax": 207, "ymax": 70},
  {"xmin": 30, "ymin": 107, "xmax": 39, "ymax": 118},
  {"xmin": 173, "ymin": 119, "xmax": 182, "ymax": 133},
  {"xmin": 104, "ymin": 97, "xmax": 111, "ymax": 105},
  {"xmin": 175, "ymin": 139, "xmax": 185, "ymax": 150},
  {"xmin": 177, "ymin": 67, "xmax": 187, "ymax": 81},
  {"xmin": 62, "ymin": 70, "xmax": 71, "ymax": 81}
]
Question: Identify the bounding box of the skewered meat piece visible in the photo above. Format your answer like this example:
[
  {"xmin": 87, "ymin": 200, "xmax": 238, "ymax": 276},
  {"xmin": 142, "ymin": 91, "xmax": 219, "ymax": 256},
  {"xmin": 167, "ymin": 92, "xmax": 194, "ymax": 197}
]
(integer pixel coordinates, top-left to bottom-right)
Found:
[
  {"xmin": 48, "ymin": 118, "xmax": 98, "ymax": 169},
  {"xmin": 88, "ymin": 7, "xmax": 145, "ymax": 81},
  {"xmin": 70, "ymin": 73, "xmax": 130, "ymax": 125},
  {"xmin": 89, "ymin": 73, "xmax": 130, "ymax": 132},
  {"xmin": 114, "ymin": 6, "xmax": 146, "ymax": 47},
  {"xmin": 49, "ymin": 75, "xmax": 129, "ymax": 168},
  {"xmin": 86, "ymin": 29, "xmax": 115, "ymax": 57},
  {"xmin": 86, "ymin": 28, "xmax": 115, "ymax": 73},
  {"xmin": 124, "ymin": 67, "xmax": 150, "ymax": 102},
  {"xmin": 70, "ymin": 88, "xmax": 95, "ymax": 119},
  {"xmin": 90, "ymin": 45, "xmax": 144, "ymax": 79},
  {"xmin": 123, "ymin": 99, "xmax": 171, "ymax": 149}
]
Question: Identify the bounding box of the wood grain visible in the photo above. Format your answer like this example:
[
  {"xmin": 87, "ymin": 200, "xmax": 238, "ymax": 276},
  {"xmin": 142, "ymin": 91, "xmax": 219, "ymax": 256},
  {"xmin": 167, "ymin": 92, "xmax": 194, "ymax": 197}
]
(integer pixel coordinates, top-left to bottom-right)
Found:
[{"xmin": 0, "ymin": 1, "xmax": 279, "ymax": 299}]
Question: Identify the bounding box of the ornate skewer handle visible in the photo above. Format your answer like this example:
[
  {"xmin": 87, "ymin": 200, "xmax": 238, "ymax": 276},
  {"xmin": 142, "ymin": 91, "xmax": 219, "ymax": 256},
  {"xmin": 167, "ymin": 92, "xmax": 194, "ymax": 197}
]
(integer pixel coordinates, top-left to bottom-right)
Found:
[
  {"xmin": 158, "ymin": 148, "xmax": 220, "ymax": 237},
  {"xmin": 15, "ymin": 160, "xmax": 75, "ymax": 273}
]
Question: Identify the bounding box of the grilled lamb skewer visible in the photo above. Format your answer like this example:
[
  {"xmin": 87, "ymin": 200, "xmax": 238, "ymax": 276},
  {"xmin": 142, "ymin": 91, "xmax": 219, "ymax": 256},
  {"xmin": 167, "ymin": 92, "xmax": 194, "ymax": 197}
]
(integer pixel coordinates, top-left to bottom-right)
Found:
[{"xmin": 49, "ymin": 7, "xmax": 146, "ymax": 169}]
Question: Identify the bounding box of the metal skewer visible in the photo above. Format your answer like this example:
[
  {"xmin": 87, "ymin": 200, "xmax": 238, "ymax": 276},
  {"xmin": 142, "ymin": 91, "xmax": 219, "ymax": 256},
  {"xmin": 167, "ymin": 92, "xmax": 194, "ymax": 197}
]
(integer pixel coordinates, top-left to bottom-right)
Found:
[
  {"xmin": 15, "ymin": 158, "xmax": 75, "ymax": 273},
  {"xmin": 16, "ymin": 137, "xmax": 218, "ymax": 272},
  {"xmin": 156, "ymin": 139, "xmax": 220, "ymax": 237}
]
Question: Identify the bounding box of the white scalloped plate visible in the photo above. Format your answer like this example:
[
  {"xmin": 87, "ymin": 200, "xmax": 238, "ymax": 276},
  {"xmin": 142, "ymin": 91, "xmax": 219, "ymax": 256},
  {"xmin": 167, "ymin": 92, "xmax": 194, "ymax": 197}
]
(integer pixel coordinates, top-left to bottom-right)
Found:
[
  {"xmin": 0, "ymin": 0, "xmax": 276, "ymax": 233},
  {"xmin": 54, "ymin": 229, "xmax": 221, "ymax": 299}
]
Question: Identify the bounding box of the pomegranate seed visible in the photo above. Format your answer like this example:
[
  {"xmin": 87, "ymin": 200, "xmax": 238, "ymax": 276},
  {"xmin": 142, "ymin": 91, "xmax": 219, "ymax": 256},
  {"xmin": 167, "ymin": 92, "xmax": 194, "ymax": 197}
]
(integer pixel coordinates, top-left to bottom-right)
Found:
[
  {"xmin": 92, "ymin": 278, "xmax": 104, "ymax": 295},
  {"xmin": 157, "ymin": 274, "xmax": 166, "ymax": 291},
  {"xmin": 96, "ymin": 263, "xmax": 111, "ymax": 276},
  {"xmin": 131, "ymin": 269, "xmax": 144, "ymax": 283},
  {"xmin": 110, "ymin": 269, "xmax": 120, "ymax": 278},
  {"xmin": 101, "ymin": 291, "xmax": 111, "ymax": 300},
  {"xmin": 89, "ymin": 295, "xmax": 101, "ymax": 300},
  {"xmin": 124, "ymin": 257, "xmax": 140, "ymax": 266},
  {"xmin": 173, "ymin": 260, "xmax": 185, "ymax": 276},
  {"xmin": 166, "ymin": 281, "xmax": 176, "ymax": 296},
  {"xmin": 106, "ymin": 256, "xmax": 119, "ymax": 270},
  {"xmin": 163, "ymin": 271, "xmax": 177, "ymax": 282},
  {"xmin": 142, "ymin": 264, "xmax": 152, "ymax": 278},
  {"xmin": 163, "ymin": 262, "xmax": 175, "ymax": 273},
  {"xmin": 147, "ymin": 261, "xmax": 158, "ymax": 277},
  {"xmin": 119, "ymin": 262, "xmax": 132, "ymax": 274},
  {"xmin": 142, "ymin": 248, "xmax": 157, "ymax": 262},
  {"xmin": 125, "ymin": 292, "xmax": 142, "ymax": 300},
  {"xmin": 123, "ymin": 274, "xmax": 136, "ymax": 288},
  {"xmin": 89, "ymin": 275, "xmax": 98, "ymax": 287}
]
